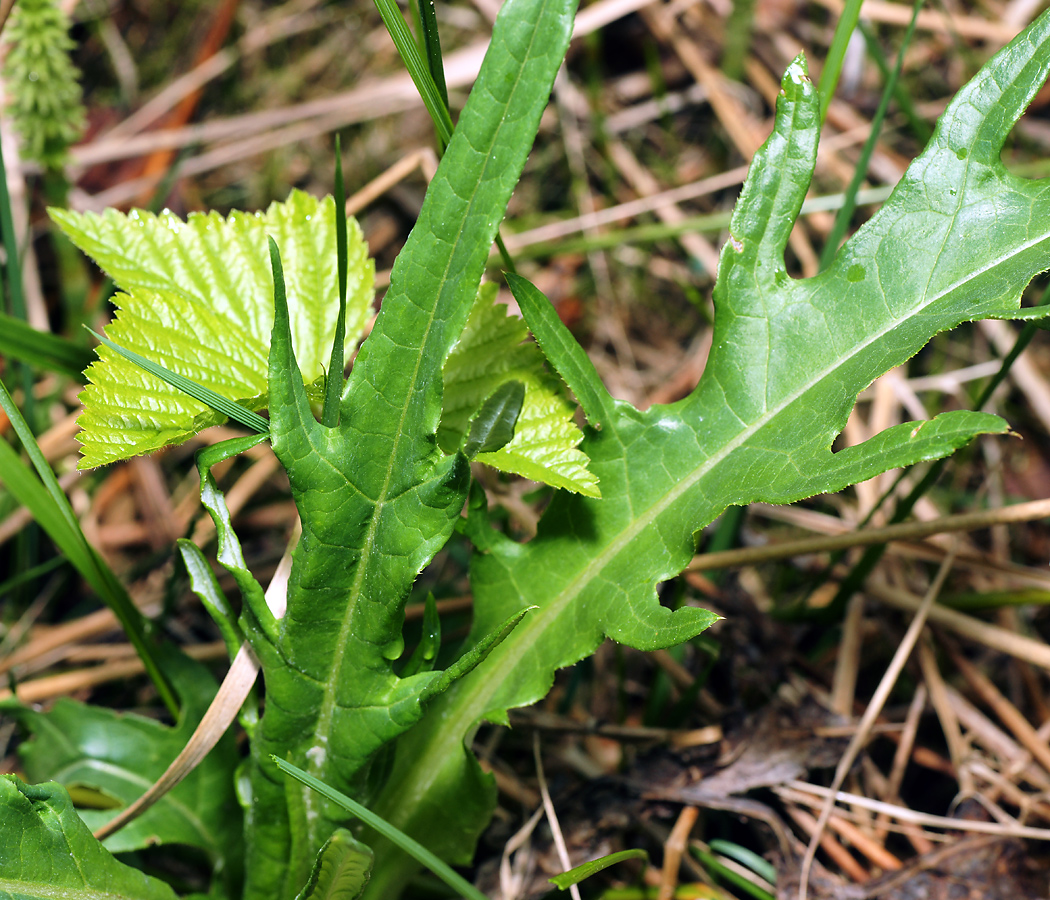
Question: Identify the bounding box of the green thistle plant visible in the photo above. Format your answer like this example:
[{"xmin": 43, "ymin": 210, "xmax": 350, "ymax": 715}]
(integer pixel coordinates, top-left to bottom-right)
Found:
[{"xmin": 3, "ymin": 0, "xmax": 85, "ymax": 170}]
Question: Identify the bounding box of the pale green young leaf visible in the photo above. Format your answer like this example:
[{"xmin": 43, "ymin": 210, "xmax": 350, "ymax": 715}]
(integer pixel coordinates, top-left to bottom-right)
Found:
[
  {"xmin": 49, "ymin": 190, "xmax": 374, "ymax": 468},
  {"xmin": 441, "ymin": 283, "xmax": 599, "ymax": 496},
  {"xmin": 364, "ymin": 21, "xmax": 1050, "ymax": 894},
  {"xmin": 0, "ymin": 776, "xmax": 178, "ymax": 900}
]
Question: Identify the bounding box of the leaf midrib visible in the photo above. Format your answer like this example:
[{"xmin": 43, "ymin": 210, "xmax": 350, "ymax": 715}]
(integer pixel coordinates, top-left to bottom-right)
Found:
[
  {"xmin": 400, "ymin": 217, "xmax": 1050, "ymax": 813},
  {"xmin": 299, "ymin": 0, "xmax": 552, "ymax": 846}
]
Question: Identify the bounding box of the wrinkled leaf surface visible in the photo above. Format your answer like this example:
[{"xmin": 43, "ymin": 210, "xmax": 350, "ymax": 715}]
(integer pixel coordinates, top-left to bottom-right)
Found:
[{"xmin": 51, "ymin": 191, "xmax": 374, "ymax": 468}]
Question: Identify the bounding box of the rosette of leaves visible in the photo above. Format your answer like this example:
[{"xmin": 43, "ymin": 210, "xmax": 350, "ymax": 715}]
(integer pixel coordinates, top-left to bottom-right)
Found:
[{"xmin": 3, "ymin": 0, "xmax": 85, "ymax": 170}]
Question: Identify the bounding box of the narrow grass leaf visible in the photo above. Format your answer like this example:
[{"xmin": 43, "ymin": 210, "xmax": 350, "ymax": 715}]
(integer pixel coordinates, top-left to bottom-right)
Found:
[
  {"xmin": 323, "ymin": 137, "xmax": 349, "ymax": 427},
  {"xmin": 819, "ymin": 0, "xmax": 924, "ymax": 269},
  {"xmin": 0, "ymin": 311, "xmax": 93, "ymax": 379},
  {"xmin": 89, "ymin": 329, "xmax": 270, "ymax": 434},
  {"xmin": 0, "ymin": 436, "xmax": 94, "ymax": 578},
  {"xmin": 858, "ymin": 21, "xmax": 931, "ymax": 144},
  {"xmin": 371, "ymin": 0, "xmax": 454, "ymax": 144},
  {"xmin": 273, "ymin": 758, "xmax": 489, "ymax": 900},
  {"xmin": 548, "ymin": 849, "xmax": 649, "ymax": 889},
  {"xmin": 416, "ymin": 0, "xmax": 449, "ymax": 113},
  {"xmin": 0, "ymin": 555, "xmax": 65, "ymax": 598},
  {"xmin": 690, "ymin": 847, "xmax": 774, "ymax": 900},
  {"xmin": 707, "ymin": 840, "xmax": 777, "ymax": 884},
  {"xmin": 0, "ymin": 375, "xmax": 179, "ymax": 717},
  {"xmin": 817, "ymin": 0, "xmax": 865, "ymax": 122}
]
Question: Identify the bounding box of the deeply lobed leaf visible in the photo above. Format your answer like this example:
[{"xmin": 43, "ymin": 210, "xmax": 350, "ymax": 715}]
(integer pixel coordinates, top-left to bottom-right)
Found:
[
  {"xmin": 363, "ymin": 21, "xmax": 1050, "ymax": 895},
  {"xmin": 226, "ymin": 0, "xmax": 580, "ymax": 894}
]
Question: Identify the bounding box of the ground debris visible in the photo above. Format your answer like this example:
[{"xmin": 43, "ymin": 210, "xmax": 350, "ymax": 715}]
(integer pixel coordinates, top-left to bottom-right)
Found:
[{"xmin": 777, "ymin": 834, "xmax": 1048, "ymax": 900}]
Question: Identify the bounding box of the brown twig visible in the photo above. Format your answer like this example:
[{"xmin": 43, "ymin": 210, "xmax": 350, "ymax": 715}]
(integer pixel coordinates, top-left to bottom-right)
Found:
[
  {"xmin": 691, "ymin": 497, "xmax": 1050, "ymax": 571},
  {"xmin": 798, "ymin": 545, "xmax": 958, "ymax": 899}
]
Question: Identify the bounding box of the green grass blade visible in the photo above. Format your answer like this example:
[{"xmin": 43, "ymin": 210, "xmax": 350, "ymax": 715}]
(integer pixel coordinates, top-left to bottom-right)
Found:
[
  {"xmin": 549, "ymin": 849, "xmax": 649, "ymax": 889},
  {"xmin": 272, "ymin": 757, "xmax": 489, "ymax": 900},
  {"xmin": 859, "ymin": 21, "xmax": 931, "ymax": 144},
  {"xmin": 506, "ymin": 186, "xmax": 894, "ymax": 259},
  {"xmin": 819, "ymin": 0, "xmax": 923, "ymax": 269},
  {"xmin": 372, "ymin": 0, "xmax": 520, "ymax": 272},
  {"xmin": 817, "ymin": 0, "xmax": 866, "ymax": 122},
  {"xmin": 0, "ymin": 310, "xmax": 92, "ymax": 379},
  {"xmin": 0, "ymin": 555, "xmax": 65, "ymax": 598},
  {"xmin": 0, "ymin": 375, "xmax": 178, "ymax": 717},
  {"xmin": 323, "ymin": 137, "xmax": 349, "ymax": 428},
  {"xmin": 707, "ymin": 841, "xmax": 776, "ymax": 884},
  {"xmin": 372, "ymin": 0, "xmax": 454, "ymax": 145},
  {"xmin": 0, "ymin": 438, "xmax": 94, "ymax": 578},
  {"xmin": 87, "ymin": 328, "xmax": 270, "ymax": 435},
  {"xmin": 0, "ymin": 124, "xmax": 27, "ymax": 324},
  {"xmin": 0, "ymin": 82, "xmax": 38, "ymax": 441},
  {"xmin": 417, "ymin": 0, "xmax": 449, "ymax": 112},
  {"xmin": 690, "ymin": 847, "xmax": 774, "ymax": 900}
]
